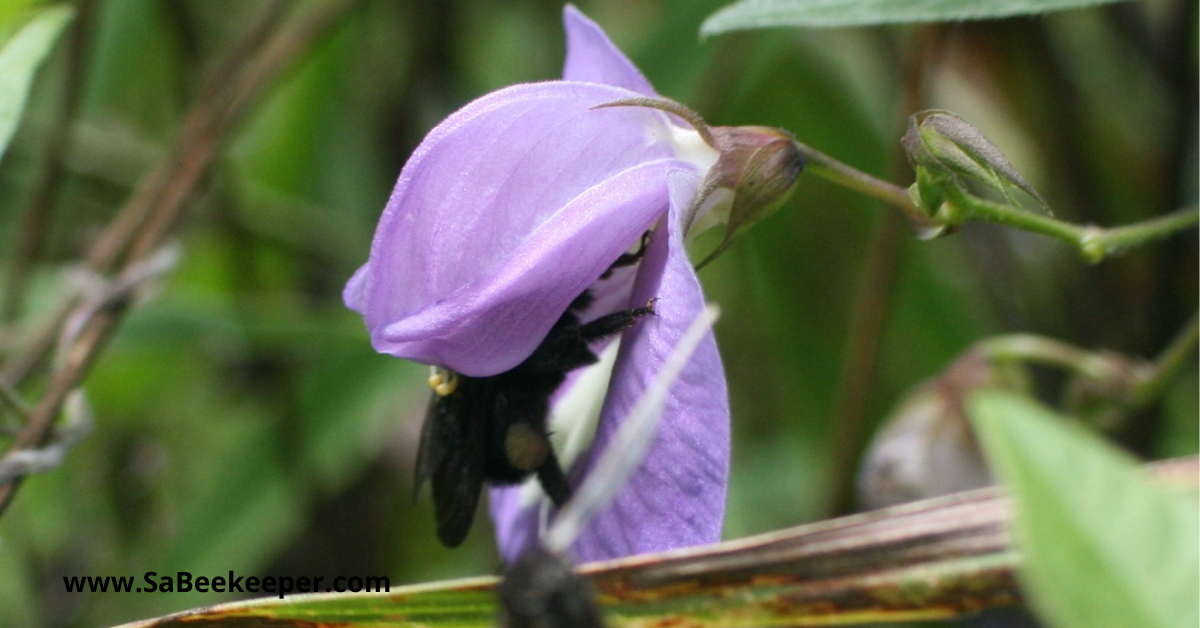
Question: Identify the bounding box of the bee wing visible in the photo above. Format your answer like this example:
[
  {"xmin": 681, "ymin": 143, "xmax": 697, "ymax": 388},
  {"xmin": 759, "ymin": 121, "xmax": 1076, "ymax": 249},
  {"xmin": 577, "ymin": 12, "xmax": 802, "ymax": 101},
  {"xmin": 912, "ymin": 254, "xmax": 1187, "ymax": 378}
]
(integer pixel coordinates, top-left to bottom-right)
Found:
[
  {"xmin": 414, "ymin": 393, "xmax": 446, "ymax": 501},
  {"xmin": 420, "ymin": 378, "xmax": 493, "ymax": 548}
]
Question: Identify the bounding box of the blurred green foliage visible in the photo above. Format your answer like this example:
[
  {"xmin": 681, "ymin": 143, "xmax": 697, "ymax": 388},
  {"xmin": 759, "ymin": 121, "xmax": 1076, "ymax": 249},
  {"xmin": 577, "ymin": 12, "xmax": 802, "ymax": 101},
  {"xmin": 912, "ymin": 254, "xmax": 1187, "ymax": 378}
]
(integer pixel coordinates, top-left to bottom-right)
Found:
[
  {"xmin": 0, "ymin": 0, "xmax": 1194, "ymax": 626},
  {"xmin": 971, "ymin": 391, "xmax": 1198, "ymax": 628}
]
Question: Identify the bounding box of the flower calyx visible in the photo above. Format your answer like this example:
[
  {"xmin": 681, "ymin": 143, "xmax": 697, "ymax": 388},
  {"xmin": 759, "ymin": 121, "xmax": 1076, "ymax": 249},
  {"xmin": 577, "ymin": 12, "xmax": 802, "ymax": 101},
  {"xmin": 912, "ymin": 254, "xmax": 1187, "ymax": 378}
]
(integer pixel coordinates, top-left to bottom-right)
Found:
[
  {"xmin": 697, "ymin": 125, "xmax": 804, "ymax": 268},
  {"xmin": 595, "ymin": 97, "xmax": 804, "ymax": 268}
]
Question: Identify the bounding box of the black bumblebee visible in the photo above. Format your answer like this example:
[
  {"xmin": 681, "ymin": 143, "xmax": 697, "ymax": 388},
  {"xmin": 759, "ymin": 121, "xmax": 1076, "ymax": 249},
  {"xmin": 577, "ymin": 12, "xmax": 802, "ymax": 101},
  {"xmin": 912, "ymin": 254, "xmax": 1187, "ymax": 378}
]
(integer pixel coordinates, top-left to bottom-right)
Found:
[{"xmin": 416, "ymin": 288, "xmax": 656, "ymax": 548}]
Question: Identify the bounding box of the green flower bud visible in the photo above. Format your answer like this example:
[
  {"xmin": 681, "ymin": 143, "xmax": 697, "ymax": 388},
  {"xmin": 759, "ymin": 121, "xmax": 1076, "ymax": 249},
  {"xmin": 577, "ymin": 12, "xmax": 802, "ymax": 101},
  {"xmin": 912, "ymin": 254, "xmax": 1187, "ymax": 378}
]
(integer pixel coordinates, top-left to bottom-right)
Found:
[{"xmin": 903, "ymin": 109, "xmax": 1048, "ymax": 214}]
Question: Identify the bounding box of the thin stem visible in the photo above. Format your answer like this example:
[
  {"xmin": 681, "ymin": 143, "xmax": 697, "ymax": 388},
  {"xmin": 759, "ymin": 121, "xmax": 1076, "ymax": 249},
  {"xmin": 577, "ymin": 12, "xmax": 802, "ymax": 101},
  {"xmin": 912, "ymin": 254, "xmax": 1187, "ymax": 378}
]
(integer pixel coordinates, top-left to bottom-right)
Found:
[
  {"xmin": 827, "ymin": 212, "xmax": 905, "ymax": 515},
  {"xmin": 1088, "ymin": 207, "xmax": 1200, "ymax": 256},
  {"xmin": 944, "ymin": 186, "xmax": 1198, "ymax": 263},
  {"xmin": 976, "ymin": 334, "xmax": 1115, "ymax": 381},
  {"xmin": 826, "ymin": 26, "xmax": 941, "ymax": 516},
  {"xmin": 86, "ymin": 0, "xmax": 291, "ymax": 271},
  {"xmin": 1132, "ymin": 313, "xmax": 1199, "ymax": 405},
  {"xmin": 0, "ymin": 0, "xmax": 291, "ymax": 392},
  {"xmin": 944, "ymin": 184, "xmax": 1085, "ymax": 242},
  {"xmin": 0, "ymin": 0, "xmax": 360, "ymax": 517},
  {"xmin": 794, "ymin": 141, "xmax": 942, "ymax": 236},
  {"xmin": 796, "ymin": 143, "xmax": 1198, "ymax": 261},
  {"xmin": 976, "ymin": 317, "xmax": 1199, "ymax": 413},
  {"xmin": 0, "ymin": 380, "xmax": 31, "ymax": 423}
]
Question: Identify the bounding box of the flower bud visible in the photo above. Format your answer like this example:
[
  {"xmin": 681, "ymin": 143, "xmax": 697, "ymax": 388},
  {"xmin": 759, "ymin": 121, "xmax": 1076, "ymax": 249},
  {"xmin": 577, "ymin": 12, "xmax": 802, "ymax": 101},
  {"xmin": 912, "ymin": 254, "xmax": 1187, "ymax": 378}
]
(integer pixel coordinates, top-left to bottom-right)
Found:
[
  {"xmin": 903, "ymin": 109, "xmax": 1047, "ymax": 217},
  {"xmin": 695, "ymin": 125, "xmax": 805, "ymax": 268},
  {"xmin": 857, "ymin": 352, "xmax": 1029, "ymax": 510}
]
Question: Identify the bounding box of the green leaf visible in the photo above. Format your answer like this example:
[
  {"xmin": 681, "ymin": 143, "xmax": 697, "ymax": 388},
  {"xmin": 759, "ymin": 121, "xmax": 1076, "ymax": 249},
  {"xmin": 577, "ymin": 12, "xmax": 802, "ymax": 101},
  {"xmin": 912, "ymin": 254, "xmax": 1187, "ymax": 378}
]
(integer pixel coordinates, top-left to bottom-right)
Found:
[
  {"xmin": 0, "ymin": 0, "xmax": 40, "ymax": 37},
  {"xmin": 702, "ymin": 0, "xmax": 1130, "ymax": 33},
  {"xmin": 969, "ymin": 391, "xmax": 1200, "ymax": 628},
  {"xmin": 0, "ymin": 4, "xmax": 74, "ymax": 162}
]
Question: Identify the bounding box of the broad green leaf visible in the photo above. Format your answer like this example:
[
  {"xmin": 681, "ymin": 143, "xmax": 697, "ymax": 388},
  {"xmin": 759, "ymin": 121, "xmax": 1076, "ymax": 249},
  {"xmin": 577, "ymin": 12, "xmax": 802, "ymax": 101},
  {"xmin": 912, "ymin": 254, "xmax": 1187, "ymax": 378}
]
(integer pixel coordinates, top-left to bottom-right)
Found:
[
  {"xmin": 0, "ymin": 4, "xmax": 73, "ymax": 162},
  {"xmin": 969, "ymin": 391, "xmax": 1200, "ymax": 628},
  {"xmin": 702, "ymin": 0, "xmax": 1130, "ymax": 33}
]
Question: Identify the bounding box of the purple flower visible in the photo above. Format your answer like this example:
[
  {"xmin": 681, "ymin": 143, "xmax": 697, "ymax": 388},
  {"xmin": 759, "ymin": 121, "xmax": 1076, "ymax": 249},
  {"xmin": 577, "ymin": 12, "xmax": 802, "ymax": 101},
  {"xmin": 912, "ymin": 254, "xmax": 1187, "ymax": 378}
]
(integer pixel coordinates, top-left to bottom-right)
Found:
[{"xmin": 345, "ymin": 6, "xmax": 730, "ymax": 563}]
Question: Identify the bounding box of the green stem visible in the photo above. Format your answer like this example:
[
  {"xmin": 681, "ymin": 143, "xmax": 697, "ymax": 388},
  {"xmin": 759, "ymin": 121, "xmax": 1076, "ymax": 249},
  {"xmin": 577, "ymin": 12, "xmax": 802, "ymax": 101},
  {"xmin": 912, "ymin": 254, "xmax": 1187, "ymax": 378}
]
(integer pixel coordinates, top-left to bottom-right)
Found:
[
  {"xmin": 1087, "ymin": 207, "xmax": 1200, "ymax": 256},
  {"xmin": 977, "ymin": 334, "xmax": 1117, "ymax": 381},
  {"xmin": 943, "ymin": 184, "xmax": 1089, "ymax": 249},
  {"xmin": 977, "ymin": 315, "xmax": 1199, "ymax": 412},
  {"xmin": 1132, "ymin": 313, "xmax": 1200, "ymax": 405},
  {"xmin": 794, "ymin": 142, "xmax": 1199, "ymax": 260},
  {"xmin": 944, "ymin": 186, "xmax": 1198, "ymax": 263},
  {"xmin": 794, "ymin": 141, "xmax": 943, "ymax": 236}
]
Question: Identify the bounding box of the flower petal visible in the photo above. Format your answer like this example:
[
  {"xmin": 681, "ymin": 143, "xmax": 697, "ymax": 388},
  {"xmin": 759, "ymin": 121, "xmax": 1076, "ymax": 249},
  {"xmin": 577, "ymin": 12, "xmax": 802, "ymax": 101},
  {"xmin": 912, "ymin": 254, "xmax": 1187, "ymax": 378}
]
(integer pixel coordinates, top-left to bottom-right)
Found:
[
  {"xmin": 490, "ymin": 170, "xmax": 730, "ymax": 563},
  {"xmin": 354, "ymin": 81, "xmax": 695, "ymax": 376},
  {"xmin": 490, "ymin": 485, "xmax": 543, "ymax": 565},
  {"xmin": 571, "ymin": 170, "xmax": 730, "ymax": 562},
  {"xmin": 343, "ymin": 263, "xmax": 369, "ymax": 314},
  {"xmin": 562, "ymin": 5, "xmax": 655, "ymax": 96}
]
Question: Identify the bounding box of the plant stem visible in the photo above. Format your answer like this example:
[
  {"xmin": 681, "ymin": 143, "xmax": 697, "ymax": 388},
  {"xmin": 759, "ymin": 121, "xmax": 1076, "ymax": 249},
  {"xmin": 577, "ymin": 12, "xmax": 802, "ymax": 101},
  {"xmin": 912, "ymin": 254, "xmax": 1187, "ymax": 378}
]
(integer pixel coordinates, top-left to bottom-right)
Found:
[
  {"xmin": 827, "ymin": 211, "xmax": 905, "ymax": 516},
  {"xmin": 1132, "ymin": 313, "xmax": 1199, "ymax": 405},
  {"xmin": 793, "ymin": 141, "xmax": 943, "ymax": 236},
  {"xmin": 0, "ymin": 380, "xmax": 31, "ymax": 424},
  {"xmin": 2, "ymin": 0, "xmax": 96, "ymax": 323},
  {"xmin": 945, "ymin": 185, "xmax": 1199, "ymax": 263},
  {"xmin": 976, "ymin": 314, "xmax": 1199, "ymax": 412},
  {"xmin": 976, "ymin": 334, "xmax": 1116, "ymax": 381},
  {"xmin": 794, "ymin": 142, "xmax": 1199, "ymax": 260},
  {"xmin": 0, "ymin": 0, "xmax": 359, "ymax": 518},
  {"xmin": 1088, "ymin": 207, "xmax": 1200, "ymax": 256}
]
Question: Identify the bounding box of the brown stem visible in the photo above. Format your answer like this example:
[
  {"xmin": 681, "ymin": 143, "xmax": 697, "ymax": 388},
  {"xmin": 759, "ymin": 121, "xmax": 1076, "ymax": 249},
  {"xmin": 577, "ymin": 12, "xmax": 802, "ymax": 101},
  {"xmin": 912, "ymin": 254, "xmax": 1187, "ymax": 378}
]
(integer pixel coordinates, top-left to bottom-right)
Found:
[
  {"xmin": 0, "ymin": 0, "xmax": 360, "ymax": 518},
  {"xmin": 825, "ymin": 213, "xmax": 906, "ymax": 516},
  {"xmin": 87, "ymin": 0, "xmax": 291, "ymax": 271},
  {"xmin": 0, "ymin": 0, "xmax": 287, "ymax": 391},
  {"xmin": 2, "ymin": 0, "xmax": 97, "ymax": 323}
]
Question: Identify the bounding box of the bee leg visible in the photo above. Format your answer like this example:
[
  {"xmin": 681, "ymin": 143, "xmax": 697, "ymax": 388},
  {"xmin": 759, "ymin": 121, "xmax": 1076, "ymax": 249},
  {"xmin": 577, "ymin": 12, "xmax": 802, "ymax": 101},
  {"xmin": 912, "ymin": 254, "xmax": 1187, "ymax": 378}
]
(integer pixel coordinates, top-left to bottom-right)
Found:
[
  {"xmin": 577, "ymin": 298, "xmax": 657, "ymax": 343},
  {"xmin": 600, "ymin": 230, "xmax": 651, "ymax": 279}
]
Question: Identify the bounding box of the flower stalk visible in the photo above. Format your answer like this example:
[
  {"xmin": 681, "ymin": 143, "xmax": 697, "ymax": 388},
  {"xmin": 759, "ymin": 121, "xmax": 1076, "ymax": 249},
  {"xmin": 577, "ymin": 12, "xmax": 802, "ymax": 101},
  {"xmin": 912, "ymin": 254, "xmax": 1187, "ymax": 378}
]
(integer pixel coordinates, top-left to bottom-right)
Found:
[
  {"xmin": 971, "ymin": 314, "xmax": 1199, "ymax": 428},
  {"xmin": 943, "ymin": 185, "xmax": 1200, "ymax": 263},
  {"xmin": 976, "ymin": 334, "xmax": 1128, "ymax": 382},
  {"xmin": 1131, "ymin": 313, "xmax": 1200, "ymax": 406},
  {"xmin": 792, "ymin": 141, "xmax": 942, "ymax": 235},
  {"xmin": 793, "ymin": 139, "xmax": 1199, "ymax": 261}
]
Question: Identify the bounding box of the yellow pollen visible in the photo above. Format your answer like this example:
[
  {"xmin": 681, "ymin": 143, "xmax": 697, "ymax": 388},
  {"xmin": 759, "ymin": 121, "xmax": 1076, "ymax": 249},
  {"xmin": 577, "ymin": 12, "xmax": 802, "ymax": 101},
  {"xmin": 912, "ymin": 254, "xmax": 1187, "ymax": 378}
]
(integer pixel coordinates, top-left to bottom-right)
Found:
[{"xmin": 428, "ymin": 366, "xmax": 459, "ymax": 396}]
